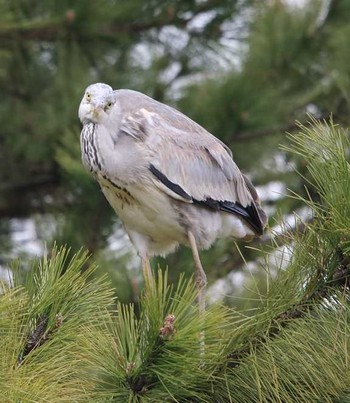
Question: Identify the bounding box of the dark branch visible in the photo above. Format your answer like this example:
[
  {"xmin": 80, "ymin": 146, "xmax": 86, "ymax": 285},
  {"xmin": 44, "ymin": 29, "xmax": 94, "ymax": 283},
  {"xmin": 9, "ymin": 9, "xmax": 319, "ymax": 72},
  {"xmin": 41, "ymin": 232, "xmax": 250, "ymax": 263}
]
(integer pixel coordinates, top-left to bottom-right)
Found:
[
  {"xmin": 18, "ymin": 313, "xmax": 64, "ymax": 364},
  {"xmin": 233, "ymin": 121, "xmax": 298, "ymax": 142},
  {"xmin": 0, "ymin": 0, "xmax": 245, "ymax": 44},
  {"xmin": 18, "ymin": 314, "xmax": 49, "ymax": 364},
  {"xmin": 232, "ymin": 114, "xmax": 331, "ymax": 142}
]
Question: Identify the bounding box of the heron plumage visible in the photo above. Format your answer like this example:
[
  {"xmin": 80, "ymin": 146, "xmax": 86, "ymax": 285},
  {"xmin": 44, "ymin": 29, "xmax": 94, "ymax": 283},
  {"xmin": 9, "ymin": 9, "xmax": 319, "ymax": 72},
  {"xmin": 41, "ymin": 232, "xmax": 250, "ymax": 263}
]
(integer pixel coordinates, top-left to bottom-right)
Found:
[
  {"xmin": 115, "ymin": 90, "xmax": 266, "ymax": 233},
  {"xmin": 79, "ymin": 84, "xmax": 267, "ymax": 259}
]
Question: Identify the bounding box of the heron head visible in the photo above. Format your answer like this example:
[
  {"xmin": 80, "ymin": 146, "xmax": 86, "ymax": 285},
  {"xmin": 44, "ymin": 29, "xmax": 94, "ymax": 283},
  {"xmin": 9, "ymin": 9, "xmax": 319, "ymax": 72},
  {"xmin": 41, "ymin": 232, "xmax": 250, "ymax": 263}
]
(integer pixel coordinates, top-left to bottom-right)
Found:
[{"xmin": 79, "ymin": 83, "xmax": 116, "ymax": 124}]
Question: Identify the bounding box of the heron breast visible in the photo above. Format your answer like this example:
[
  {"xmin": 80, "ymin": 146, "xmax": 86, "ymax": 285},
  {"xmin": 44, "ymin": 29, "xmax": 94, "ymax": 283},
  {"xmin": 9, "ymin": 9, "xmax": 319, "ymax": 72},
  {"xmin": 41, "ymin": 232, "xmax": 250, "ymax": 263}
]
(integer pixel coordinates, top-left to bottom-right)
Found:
[{"xmin": 98, "ymin": 174, "xmax": 136, "ymax": 208}]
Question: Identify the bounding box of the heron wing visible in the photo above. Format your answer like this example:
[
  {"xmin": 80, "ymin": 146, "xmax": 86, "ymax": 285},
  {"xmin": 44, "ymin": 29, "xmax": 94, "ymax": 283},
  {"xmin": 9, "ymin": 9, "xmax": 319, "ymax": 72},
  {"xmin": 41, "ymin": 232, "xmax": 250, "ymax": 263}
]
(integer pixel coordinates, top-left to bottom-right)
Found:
[{"xmin": 117, "ymin": 92, "xmax": 266, "ymax": 234}]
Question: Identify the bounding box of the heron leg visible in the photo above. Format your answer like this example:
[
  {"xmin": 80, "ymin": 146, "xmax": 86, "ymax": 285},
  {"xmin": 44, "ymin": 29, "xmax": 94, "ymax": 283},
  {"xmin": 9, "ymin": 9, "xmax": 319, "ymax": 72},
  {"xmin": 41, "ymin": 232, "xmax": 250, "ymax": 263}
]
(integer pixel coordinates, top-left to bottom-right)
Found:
[
  {"xmin": 141, "ymin": 255, "xmax": 154, "ymax": 292},
  {"xmin": 188, "ymin": 230, "xmax": 207, "ymax": 315}
]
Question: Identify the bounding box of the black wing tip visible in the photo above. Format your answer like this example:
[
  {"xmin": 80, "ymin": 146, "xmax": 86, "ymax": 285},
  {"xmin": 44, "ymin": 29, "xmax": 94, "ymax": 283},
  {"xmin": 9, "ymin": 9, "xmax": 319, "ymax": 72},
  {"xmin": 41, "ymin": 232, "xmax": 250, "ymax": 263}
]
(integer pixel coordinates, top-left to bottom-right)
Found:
[
  {"xmin": 148, "ymin": 164, "xmax": 266, "ymax": 235},
  {"xmin": 244, "ymin": 203, "xmax": 265, "ymax": 236},
  {"xmin": 194, "ymin": 198, "xmax": 266, "ymax": 236}
]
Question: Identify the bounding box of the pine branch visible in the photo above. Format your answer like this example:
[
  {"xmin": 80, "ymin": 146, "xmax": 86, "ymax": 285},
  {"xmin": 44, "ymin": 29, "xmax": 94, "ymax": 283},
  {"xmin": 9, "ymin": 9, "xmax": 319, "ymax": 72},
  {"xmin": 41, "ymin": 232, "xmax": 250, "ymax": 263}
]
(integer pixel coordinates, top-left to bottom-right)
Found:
[
  {"xmin": 0, "ymin": 246, "xmax": 116, "ymax": 401},
  {"xmin": 216, "ymin": 117, "xmax": 350, "ymax": 398},
  {"xmin": 233, "ymin": 121, "xmax": 298, "ymax": 142},
  {"xmin": 81, "ymin": 270, "xmax": 232, "ymax": 402},
  {"xmin": 0, "ymin": 7, "xmax": 194, "ymax": 43},
  {"xmin": 0, "ymin": 1, "xmax": 243, "ymax": 44},
  {"xmin": 227, "ymin": 243, "xmax": 350, "ymax": 368},
  {"xmin": 0, "ymin": 18, "xmax": 177, "ymax": 44},
  {"xmin": 232, "ymin": 113, "xmax": 333, "ymax": 142}
]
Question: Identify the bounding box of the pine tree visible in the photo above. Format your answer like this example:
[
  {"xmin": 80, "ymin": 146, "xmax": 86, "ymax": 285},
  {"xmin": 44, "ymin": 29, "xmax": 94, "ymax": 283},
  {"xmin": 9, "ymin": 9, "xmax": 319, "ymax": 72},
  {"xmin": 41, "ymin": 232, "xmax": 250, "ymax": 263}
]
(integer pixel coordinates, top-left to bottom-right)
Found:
[
  {"xmin": 2, "ymin": 118, "xmax": 350, "ymax": 401},
  {"xmin": 2, "ymin": 3, "xmax": 350, "ymax": 399}
]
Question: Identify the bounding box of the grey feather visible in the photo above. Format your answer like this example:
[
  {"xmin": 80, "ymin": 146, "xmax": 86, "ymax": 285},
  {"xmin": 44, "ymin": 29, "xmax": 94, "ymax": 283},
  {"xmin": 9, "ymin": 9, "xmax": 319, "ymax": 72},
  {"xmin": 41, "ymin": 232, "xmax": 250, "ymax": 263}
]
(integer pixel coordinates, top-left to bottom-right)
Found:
[
  {"xmin": 114, "ymin": 90, "xmax": 266, "ymax": 232},
  {"xmin": 79, "ymin": 84, "xmax": 267, "ymax": 258}
]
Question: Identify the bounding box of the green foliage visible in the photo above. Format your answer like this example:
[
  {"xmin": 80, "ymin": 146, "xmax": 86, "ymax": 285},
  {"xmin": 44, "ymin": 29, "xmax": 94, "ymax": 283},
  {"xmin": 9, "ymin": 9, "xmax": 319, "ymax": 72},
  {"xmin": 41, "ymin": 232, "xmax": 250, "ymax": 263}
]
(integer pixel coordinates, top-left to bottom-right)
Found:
[
  {"xmin": 0, "ymin": 247, "xmax": 115, "ymax": 402},
  {"xmin": 219, "ymin": 118, "xmax": 350, "ymax": 402},
  {"xmin": 84, "ymin": 271, "xmax": 231, "ymax": 402},
  {"xmin": 0, "ymin": 246, "xmax": 232, "ymax": 402},
  {"xmin": 226, "ymin": 305, "xmax": 350, "ymax": 403},
  {"xmin": 285, "ymin": 118, "xmax": 350, "ymax": 238}
]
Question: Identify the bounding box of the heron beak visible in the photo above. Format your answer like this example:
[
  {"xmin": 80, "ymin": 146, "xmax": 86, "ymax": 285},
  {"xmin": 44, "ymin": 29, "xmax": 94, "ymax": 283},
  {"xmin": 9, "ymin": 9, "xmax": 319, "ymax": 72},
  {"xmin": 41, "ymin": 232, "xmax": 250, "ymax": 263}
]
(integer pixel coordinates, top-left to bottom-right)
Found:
[
  {"xmin": 91, "ymin": 103, "xmax": 104, "ymax": 119},
  {"xmin": 92, "ymin": 107, "xmax": 102, "ymax": 117}
]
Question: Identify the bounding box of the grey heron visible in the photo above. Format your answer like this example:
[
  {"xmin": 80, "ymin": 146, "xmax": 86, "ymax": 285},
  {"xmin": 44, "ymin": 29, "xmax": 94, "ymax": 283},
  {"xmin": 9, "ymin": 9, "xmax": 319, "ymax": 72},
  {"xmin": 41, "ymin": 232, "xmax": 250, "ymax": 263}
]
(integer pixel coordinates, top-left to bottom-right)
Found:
[{"xmin": 79, "ymin": 83, "xmax": 267, "ymax": 313}]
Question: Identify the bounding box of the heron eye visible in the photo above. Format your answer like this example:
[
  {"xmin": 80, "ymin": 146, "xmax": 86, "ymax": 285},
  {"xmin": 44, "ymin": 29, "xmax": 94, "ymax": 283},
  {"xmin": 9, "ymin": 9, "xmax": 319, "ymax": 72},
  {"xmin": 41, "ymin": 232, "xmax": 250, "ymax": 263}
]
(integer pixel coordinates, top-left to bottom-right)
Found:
[
  {"xmin": 104, "ymin": 102, "xmax": 112, "ymax": 111},
  {"xmin": 86, "ymin": 93, "xmax": 91, "ymax": 101}
]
